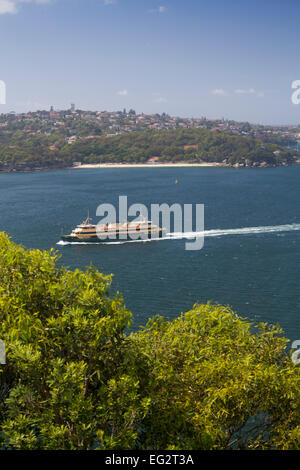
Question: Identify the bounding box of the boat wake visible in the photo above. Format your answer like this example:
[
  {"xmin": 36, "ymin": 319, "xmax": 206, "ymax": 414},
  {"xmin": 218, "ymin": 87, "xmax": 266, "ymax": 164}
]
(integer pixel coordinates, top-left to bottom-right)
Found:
[
  {"xmin": 56, "ymin": 223, "xmax": 300, "ymax": 246},
  {"xmin": 170, "ymin": 223, "xmax": 300, "ymax": 239}
]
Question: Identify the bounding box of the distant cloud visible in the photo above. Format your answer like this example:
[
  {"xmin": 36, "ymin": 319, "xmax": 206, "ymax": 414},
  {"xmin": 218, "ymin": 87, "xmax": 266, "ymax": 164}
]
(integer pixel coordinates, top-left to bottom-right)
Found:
[
  {"xmin": 235, "ymin": 88, "xmax": 255, "ymax": 95},
  {"xmin": 154, "ymin": 97, "xmax": 167, "ymax": 103},
  {"xmin": 103, "ymin": 0, "xmax": 116, "ymax": 5},
  {"xmin": 0, "ymin": 0, "xmax": 51, "ymax": 15},
  {"xmin": 234, "ymin": 88, "xmax": 264, "ymax": 97},
  {"xmin": 211, "ymin": 88, "xmax": 264, "ymax": 98},
  {"xmin": 152, "ymin": 93, "xmax": 167, "ymax": 103},
  {"xmin": 211, "ymin": 88, "xmax": 228, "ymax": 96},
  {"xmin": 148, "ymin": 5, "xmax": 166, "ymax": 13},
  {"xmin": 117, "ymin": 89, "xmax": 128, "ymax": 96},
  {"xmin": 0, "ymin": 0, "xmax": 16, "ymax": 14}
]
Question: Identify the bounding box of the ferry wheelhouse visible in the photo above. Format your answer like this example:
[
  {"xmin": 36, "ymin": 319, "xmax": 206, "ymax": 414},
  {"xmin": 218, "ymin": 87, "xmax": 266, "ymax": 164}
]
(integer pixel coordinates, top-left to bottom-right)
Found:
[{"xmin": 61, "ymin": 212, "xmax": 165, "ymax": 242}]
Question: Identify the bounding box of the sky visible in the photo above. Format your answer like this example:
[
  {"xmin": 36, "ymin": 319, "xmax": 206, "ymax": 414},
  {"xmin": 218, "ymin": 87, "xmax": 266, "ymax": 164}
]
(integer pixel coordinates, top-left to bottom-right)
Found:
[{"xmin": 0, "ymin": 0, "xmax": 300, "ymax": 124}]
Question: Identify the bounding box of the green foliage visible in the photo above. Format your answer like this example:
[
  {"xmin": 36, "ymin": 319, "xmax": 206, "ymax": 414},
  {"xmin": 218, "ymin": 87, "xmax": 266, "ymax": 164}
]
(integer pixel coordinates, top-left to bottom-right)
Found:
[
  {"xmin": 60, "ymin": 128, "xmax": 297, "ymax": 167},
  {"xmin": 0, "ymin": 233, "xmax": 132, "ymax": 449},
  {"xmin": 129, "ymin": 308, "xmax": 300, "ymax": 449},
  {"xmin": 0, "ymin": 233, "xmax": 299, "ymax": 450},
  {"xmin": 0, "ymin": 127, "xmax": 297, "ymax": 170}
]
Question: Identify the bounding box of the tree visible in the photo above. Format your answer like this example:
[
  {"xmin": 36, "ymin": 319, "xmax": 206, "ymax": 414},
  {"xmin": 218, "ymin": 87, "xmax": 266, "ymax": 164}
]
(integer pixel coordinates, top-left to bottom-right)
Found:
[
  {"xmin": 130, "ymin": 308, "xmax": 300, "ymax": 449},
  {"xmin": 0, "ymin": 233, "xmax": 132, "ymax": 449},
  {"xmin": 0, "ymin": 233, "xmax": 299, "ymax": 450}
]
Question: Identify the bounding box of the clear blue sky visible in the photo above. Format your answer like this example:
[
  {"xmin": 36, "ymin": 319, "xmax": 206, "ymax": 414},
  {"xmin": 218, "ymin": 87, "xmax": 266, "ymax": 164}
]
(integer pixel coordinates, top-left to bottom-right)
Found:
[{"xmin": 0, "ymin": 0, "xmax": 300, "ymax": 124}]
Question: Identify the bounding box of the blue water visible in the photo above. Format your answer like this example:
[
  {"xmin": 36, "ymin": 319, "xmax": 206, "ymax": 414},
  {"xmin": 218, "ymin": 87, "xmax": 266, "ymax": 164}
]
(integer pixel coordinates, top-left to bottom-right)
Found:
[{"xmin": 0, "ymin": 166, "xmax": 299, "ymax": 342}]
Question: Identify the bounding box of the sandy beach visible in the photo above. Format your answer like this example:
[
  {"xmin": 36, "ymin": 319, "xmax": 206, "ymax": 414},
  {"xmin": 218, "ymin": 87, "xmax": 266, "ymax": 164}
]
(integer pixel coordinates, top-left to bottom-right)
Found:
[{"xmin": 72, "ymin": 162, "xmax": 225, "ymax": 169}]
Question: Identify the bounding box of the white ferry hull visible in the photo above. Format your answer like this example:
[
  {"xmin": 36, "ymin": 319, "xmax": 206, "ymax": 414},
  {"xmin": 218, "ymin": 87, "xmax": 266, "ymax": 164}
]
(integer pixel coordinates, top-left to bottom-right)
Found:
[{"xmin": 61, "ymin": 228, "xmax": 164, "ymax": 242}]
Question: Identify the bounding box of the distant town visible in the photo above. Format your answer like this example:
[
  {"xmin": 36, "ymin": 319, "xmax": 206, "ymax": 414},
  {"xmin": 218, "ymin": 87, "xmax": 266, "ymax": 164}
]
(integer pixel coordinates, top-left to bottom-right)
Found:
[{"xmin": 1, "ymin": 105, "xmax": 300, "ymax": 147}]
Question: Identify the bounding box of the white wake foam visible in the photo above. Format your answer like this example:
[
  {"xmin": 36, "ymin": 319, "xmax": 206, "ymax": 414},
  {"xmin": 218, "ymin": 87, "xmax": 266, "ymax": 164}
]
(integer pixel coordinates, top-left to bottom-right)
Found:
[
  {"xmin": 170, "ymin": 223, "xmax": 300, "ymax": 240},
  {"xmin": 56, "ymin": 223, "xmax": 300, "ymax": 246}
]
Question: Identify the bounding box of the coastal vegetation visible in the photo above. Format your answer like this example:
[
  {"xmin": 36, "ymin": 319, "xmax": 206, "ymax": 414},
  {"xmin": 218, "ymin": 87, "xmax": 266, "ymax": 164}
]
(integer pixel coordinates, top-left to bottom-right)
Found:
[
  {"xmin": 0, "ymin": 127, "xmax": 298, "ymax": 171},
  {"xmin": 0, "ymin": 233, "xmax": 299, "ymax": 450}
]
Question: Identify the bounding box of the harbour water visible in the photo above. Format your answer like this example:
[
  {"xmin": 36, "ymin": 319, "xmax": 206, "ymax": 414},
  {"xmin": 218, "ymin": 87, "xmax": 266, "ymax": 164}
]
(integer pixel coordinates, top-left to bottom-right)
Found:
[{"xmin": 0, "ymin": 165, "xmax": 299, "ymax": 341}]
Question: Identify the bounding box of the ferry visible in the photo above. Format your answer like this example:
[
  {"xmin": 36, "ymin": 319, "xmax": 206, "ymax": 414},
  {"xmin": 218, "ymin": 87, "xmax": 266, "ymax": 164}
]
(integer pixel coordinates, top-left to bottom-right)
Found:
[{"xmin": 61, "ymin": 212, "xmax": 165, "ymax": 242}]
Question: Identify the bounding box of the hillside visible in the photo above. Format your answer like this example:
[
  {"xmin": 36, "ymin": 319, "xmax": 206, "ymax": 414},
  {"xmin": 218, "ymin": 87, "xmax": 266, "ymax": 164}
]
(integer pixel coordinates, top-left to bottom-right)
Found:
[{"xmin": 0, "ymin": 127, "xmax": 298, "ymax": 171}]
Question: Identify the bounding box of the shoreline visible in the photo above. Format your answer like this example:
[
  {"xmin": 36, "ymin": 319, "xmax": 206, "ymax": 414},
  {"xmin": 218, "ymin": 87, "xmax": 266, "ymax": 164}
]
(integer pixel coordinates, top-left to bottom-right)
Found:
[
  {"xmin": 1, "ymin": 160, "xmax": 299, "ymax": 174},
  {"xmin": 72, "ymin": 162, "xmax": 228, "ymax": 169}
]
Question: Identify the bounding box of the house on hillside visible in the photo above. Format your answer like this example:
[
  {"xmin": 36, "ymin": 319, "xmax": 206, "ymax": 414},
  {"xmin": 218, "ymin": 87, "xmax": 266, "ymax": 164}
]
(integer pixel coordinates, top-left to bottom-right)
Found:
[
  {"xmin": 184, "ymin": 144, "xmax": 198, "ymax": 150},
  {"xmin": 147, "ymin": 156, "xmax": 160, "ymax": 163}
]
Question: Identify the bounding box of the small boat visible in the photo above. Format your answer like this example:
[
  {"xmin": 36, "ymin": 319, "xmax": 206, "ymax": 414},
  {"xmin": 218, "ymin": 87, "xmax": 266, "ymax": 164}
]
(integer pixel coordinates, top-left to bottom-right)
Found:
[{"xmin": 61, "ymin": 212, "xmax": 165, "ymax": 242}]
